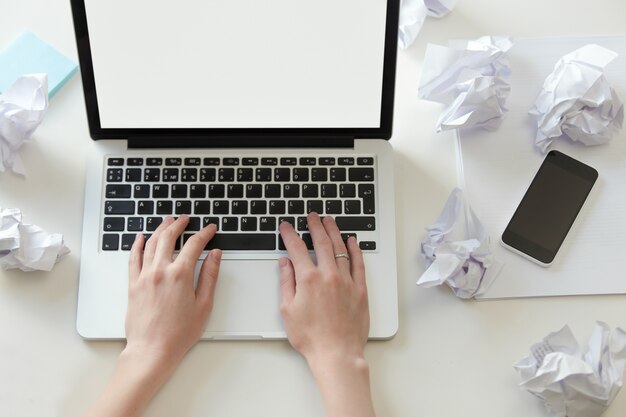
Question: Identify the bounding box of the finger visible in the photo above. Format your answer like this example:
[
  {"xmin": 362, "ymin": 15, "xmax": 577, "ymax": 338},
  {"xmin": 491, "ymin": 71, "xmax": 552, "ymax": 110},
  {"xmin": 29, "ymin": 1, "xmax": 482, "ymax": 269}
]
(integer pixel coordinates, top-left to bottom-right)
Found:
[
  {"xmin": 279, "ymin": 220, "xmax": 315, "ymax": 275},
  {"xmin": 154, "ymin": 215, "xmax": 189, "ymax": 262},
  {"xmin": 177, "ymin": 223, "xmax": 218, "ymax": 270},
  {"xmin": 196, "ymin": 249, "xmax": 222, "ymax": 312},
  {"xmin": 278, "ymin": 257, "xmax": 296, "ymax": 307},
  {"xmin": 347, "ymin": 237, "xmax": 367, "ymax": 290},
  {"xmin": 321, "ymin": 216, "xmax": 350, "ymax": 277},
  {"xmin": 306, "ymin": 212, "xmax": 336, "ymax": 272},
  {"xmin": 143, "ymin": 216, "xmax": 175, "ymax": 266},
  {"xmin": 129, "ymin": 233, "xmax": 144, "ymax": 284}
]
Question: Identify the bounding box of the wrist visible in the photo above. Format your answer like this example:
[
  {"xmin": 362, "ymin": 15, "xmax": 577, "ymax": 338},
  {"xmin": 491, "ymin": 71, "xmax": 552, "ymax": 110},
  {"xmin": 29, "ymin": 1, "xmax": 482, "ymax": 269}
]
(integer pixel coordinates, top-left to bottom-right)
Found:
[
  {"xmin": 306, "ymin": 350, "xmax": 370, "ymax": 381},
  {"xmin": 120, "ymin": 342, "xmax": 182, "ymax": 382}
]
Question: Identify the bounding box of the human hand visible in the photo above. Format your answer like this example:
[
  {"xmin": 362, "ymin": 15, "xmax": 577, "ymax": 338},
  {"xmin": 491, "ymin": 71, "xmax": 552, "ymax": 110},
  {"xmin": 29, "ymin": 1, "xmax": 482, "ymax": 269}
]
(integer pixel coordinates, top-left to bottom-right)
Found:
[
  {"xmin": 126, "ymin": 215, "xmax": 222, "ymax": 365},
  {"xmin": 278, "ymin": 212, "xmax": 369, "ymax": 367}
]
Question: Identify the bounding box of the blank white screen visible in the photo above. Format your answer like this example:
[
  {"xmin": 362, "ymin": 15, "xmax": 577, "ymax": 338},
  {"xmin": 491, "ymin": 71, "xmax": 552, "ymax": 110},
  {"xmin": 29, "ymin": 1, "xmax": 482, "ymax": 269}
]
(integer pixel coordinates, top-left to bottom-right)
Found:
[{"xmin": 84, "ymin": 0, "xmax": 388, "ymax": 129}]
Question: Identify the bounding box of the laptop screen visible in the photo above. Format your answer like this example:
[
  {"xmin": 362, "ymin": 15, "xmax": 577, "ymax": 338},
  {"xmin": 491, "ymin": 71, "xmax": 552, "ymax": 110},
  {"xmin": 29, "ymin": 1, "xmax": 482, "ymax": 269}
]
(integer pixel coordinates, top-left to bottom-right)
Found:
[{"xmin": 83, "ymin": 0, "xmax": 389, "ymax": 130}]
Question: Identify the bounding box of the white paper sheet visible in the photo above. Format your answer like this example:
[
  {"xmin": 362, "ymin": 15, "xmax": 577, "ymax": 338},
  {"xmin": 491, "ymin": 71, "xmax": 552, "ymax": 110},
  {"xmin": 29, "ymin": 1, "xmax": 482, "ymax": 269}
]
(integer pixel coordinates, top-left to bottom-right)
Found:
[
  {"xmin": 418, "ymin": 36, "xmax": 513, "ymax": 132},
  {"xmin": 514, "ymin": 322, "xmax": 626, "ymax": 417},
  {"xmin": 530, "ymin": 44, "xmax": 624, "ymax": 152},
  {"xmin": 0, "ymin": 73, "xmax": 49, "ymax": 175},
  {"xmin": 0, "ymin": 207, "xmax": 69, "ymax": 272},
  {"xmin": 417, "ymin": 188, "xmax": 503, "ymax": 299},
  {"xmin": 398, "ymin": 0, "xmax": 457, "ymax": 49}
]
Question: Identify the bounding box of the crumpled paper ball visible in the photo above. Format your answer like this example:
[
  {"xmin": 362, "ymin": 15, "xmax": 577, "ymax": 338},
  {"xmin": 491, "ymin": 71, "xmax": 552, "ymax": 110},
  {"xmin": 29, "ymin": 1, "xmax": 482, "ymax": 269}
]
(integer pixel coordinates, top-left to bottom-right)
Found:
[
  {"xmin": 418, "ymin": 36, "xmax": 513, "ymax": 132},
  {"xmin": 417, "ymin": 188, "xmax": 503, "ymax": 299},
  {"xmin": 514, "ymin": 322, "xmax": 626, "ymax": 417},
  {"xmin": 0, "ymin": 73, "xmax": 49, "ymax": 175},
  {"xmin": 0, "ymin": 207, "xmax": 69, "ymax": 272},
  {"xmin": 529, "ymin": 44, "xmax": 624, "ymax": 153},
  {"xmin": 398, "ymin": 0, "xmax": 457, "ymax": 50}
]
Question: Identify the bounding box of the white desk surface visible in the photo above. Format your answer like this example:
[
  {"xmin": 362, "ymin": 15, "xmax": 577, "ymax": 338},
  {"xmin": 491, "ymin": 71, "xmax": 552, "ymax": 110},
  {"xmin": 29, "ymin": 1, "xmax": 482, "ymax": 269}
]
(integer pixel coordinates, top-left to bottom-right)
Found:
[{"xmin": 2, "ymin": 1, "xmax": 626, "ymax": 416}]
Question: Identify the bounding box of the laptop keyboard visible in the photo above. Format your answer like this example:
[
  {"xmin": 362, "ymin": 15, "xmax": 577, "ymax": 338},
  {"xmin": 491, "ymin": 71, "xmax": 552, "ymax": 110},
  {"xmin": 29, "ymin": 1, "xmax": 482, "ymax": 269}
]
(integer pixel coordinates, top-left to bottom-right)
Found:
[{"xmin": 102, "ymin": 155, "xmax": 378, "ymax": 252}]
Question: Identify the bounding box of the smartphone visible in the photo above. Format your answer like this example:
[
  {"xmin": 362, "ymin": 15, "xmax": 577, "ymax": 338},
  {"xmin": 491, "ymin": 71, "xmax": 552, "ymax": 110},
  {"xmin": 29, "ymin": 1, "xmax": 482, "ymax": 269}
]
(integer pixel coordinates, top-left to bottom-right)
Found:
[{"xmin": 501, "ymin": 150, "xmax": 598, "ymax": 267}]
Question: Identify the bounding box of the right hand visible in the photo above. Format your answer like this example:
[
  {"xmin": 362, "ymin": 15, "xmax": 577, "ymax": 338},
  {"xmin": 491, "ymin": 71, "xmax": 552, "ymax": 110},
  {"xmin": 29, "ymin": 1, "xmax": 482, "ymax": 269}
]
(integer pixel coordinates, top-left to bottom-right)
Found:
[{"xmin": 278, "ymin": 212, "xmax": 370, "ymax": 366}]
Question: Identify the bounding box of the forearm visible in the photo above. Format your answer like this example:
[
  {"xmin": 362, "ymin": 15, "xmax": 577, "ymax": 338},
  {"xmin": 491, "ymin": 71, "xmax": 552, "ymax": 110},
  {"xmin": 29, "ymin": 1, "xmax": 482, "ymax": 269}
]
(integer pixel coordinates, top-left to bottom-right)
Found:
[
  {"xmin": 308, "ymin": 353, "xmax": 376, "ymax": 417},
  {"xmin": 86, "ymin": 346, "xmax": 179, "ymax": 417}
]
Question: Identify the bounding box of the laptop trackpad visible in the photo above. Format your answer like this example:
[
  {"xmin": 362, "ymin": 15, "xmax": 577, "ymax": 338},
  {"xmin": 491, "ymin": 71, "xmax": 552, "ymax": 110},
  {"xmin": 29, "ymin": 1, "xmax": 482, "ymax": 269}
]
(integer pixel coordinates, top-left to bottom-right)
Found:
[{"xmin": 199, "ymin": 259, "xmax": 284, "ymax": 338}]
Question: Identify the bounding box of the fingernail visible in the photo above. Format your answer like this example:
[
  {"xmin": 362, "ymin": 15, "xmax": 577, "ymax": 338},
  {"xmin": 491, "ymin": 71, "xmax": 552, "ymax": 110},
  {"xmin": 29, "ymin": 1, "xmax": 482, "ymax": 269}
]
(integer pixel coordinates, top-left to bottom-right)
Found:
[
  {"xmin": 211, "ymin": 249, "xmax": 222, "ymax": 261},
  {"xmin": 279, "ymin": 257, "xmax": 289, "ymax": 267},
  {"xmin": 134, "ymin": 233, "xmax": 140, "ymax": 241}
]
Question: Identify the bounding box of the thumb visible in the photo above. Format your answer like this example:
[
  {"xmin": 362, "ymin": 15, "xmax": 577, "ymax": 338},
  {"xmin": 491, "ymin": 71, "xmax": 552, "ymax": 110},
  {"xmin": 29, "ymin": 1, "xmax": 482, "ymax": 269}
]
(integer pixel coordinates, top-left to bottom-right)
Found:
[
  {"xmin": 196, "ymin": 249, "xmax": 222, "ymax": 313},
  {"xmin": 279, "ymin": 257, "xmax": 296, "ymax": 308}
]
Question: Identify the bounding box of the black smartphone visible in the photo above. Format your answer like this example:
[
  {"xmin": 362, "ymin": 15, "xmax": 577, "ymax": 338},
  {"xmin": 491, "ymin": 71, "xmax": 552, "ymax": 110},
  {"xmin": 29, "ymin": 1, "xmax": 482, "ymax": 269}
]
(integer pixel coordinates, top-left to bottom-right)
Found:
[{"xmin": 501, "ymin": 150, "xmax": 598, "ymax": 266}]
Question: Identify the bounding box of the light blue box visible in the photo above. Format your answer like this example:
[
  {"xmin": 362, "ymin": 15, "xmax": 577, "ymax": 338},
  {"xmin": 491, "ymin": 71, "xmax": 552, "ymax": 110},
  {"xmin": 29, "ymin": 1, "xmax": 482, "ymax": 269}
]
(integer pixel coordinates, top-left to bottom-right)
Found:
[{"xmin": 0, "ymin": 31, "xmax": 78, "ymax": 98}]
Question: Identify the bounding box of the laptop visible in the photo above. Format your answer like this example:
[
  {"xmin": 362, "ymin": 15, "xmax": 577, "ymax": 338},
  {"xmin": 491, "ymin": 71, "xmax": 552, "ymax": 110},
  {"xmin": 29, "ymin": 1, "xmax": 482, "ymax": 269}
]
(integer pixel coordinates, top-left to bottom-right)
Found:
[{"xmin": 71, "ymin": 0, "xmax": 399, "ymax": 339}]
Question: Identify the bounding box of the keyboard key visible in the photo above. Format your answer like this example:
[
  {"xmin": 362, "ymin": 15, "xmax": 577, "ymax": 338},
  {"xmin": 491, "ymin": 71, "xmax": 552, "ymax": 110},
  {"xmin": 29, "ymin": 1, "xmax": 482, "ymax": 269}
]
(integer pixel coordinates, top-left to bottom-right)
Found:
[
  {"xmin": 256, "ymin": 168, "xmax": 272, "ymax": 182},
  {"xmin": 359, "ymin": 184, "xmax": 375, "ymax": 214},
  {"xmin": 171, "ymin": 184, "xmax": 187, "ymax": 198},
  {"xmin": 237, "ymin": 168, "xmax": 253, "ymax": 182},
  {"xmin": 330, "ymin": 168, "xmax": 346, "ymax": 182},
  {"xmin": 359, "ymin": 241, "xmax": 376, "ymax": 250},
  {"xmin": 280, "ymin": 157, "xmax": 297, "ymax": 166},
  {"xmin": 288, "ymin": 200, "xmax": 305, "ymax": 214},
  {"xmin": 162, "ymin": 168, "xmax": 179, "ymax": 181},
  {"xmin": 222, "ymin": 217, "xmax": 238, "ymax": 231},
  {"xmin": 231, "ymin": 200, "xmax": 248, "ymax": 214},
  {"xmin": 184, "ymin": 158, "xmax": 201, "ymax": 166},
  {"xmin": 133, "ymin": 184, "xmax": 150, "ymax": 198},
  {"xmin": 318, "ymin": 157, "xmax": 335, "ymax": 166},
  {"xmin": 246, "ymin": 184, "xmax": 262, "ymax": 198},
  {"xmin": 103, "ymin": 217, "xmax": 124, "ymax": 232},
  {"xmin": 357, "ymin": 157, "xmax": 374, "ymax": 165},
  {"xmin": 218, "ymin": 168, "xmax": 234, "ymax": 182},
  {"xmin": 344, "ymin": 200, "xmax": 361, "ymax": 214},
  {"xmin": 200, "ymin": 233, "xmax": 276, "ymax": 251},
  {"xmin": 311, "ymin": 168, "xmax": 327, "ymax": 182},
  {"xmin": 227, "ymin": 184, "xmax": 244, "ymax": 198},
  {"xmin": 144, "ymin": 168, "xmax": 160, "ymax": 182},
  {"xmin": 338, "ymin": 157, "xmax": 355, "ymax": 166},
  {"xmin": 274, "ymin": 168, "xmax": 290, "ymax": 182},
  {"xmin": 223, "ymin": 157, "xmax": 239, "ymax": 166},
  {"xmin": 152, "ymin": 184, "xmax": 168, "ymax": 198},
  {"xmin": 302, "ymin": 233, "xmax": 314, "ymax": 250},
  {"xmin": 102, "ymin": 234, "xmax": 119, "ymax": 250},
  {"xmin": 127, "ymin": 217, "xmax": 144, "ymax": 231},
  {"xmin": 292, "ymin": 168, "xmax": 309, "ymax": 182},
  {"xmin": 147, "ymin": 158, "xmax": 163, "ymax": 166},
  {"xmin": 265, "ymin": 184, "xmax": 281, "ymax": 198},
  {"xmin": 335, "ymin": 216, "xmax": 376, "ymax": 231},
  {"xmin": 181, "ymin": 168, "xmax": 198, "ymax": 182},
  {"xmin": 321, "ymin": 184, "xmax": 337, "ymax": 198},
  {"xmin": 203, "ymin": 157, "xmax": 220, "ymax": 166},
  {"xmin": 106, "ymin": 184, "xmax": 131, "ymax": 198},
  {"xmin": 349, "ymin": 167, "xmax": 374, "ymax": 181},
  {"xmin": 241, "ymin": 217, "xmax": 257, "ymax": 231},
  {"xmin": 121, "ymin": 234, "xmax": 136, "ymax": 251},
  {"xmin": 185, "ymin": 217, "xmax": 201, "ymax": 231},
  {"xmin": 325, "ymin": 200, "xmax": 342, "ymax": 214},
  {"xmin": 283, "ymin": 184, "xmax": 299, "ymax": 198},
  {"xmin": 299, "ymin": 157, "xmax": 316, "ymax": 166},
  {"xmin": 261, "ymin": 158, "xmax": 278, "ymax": 166},
  {"xmin": 190, "ymin": 184, "xmax": 206, "ymax": 198},
  {"xmin": 107, "ymin": 158, "xmax": 123, "ymax": 166},
  {"xmin": 307, "ymin": 200, "xmax": 323, "ymax": 214},
  {"xmin": 297, "ymin": 217, "xmax": 308, "ymax": 231},
  {"xmin": 166, "ymin": 158, "xmax": 182, "ymax": 166},
  {"xmin": 269, "ymin": 200, "xmax": 286, "ymax": 214},
  {"xmin": 202, "ymin": 217, "xmax": 220, "ymax": 229},
  {"xmin": 341, "ymin": 232, "xmax": 357, "ymax": 242},
  {"xmin": 105, "ymin": 201, "xmax": 135, "ymax": 215},
  {"xmin": 251, "ymin": 200, "xmax": 267, "ymax": 214},
  {"xmin": 259, "ymin": 217, "xmax": 276, "ymax": 231},
  {"xmin": 213, "ymin": 200, "xmax": 229, "ymax": 214},
  {"xmin": 125, "ymin": 168, "xmax": 142, "ymax": 182},
  {"xmin": 127, "ymin": 157, "xmax": 143, "ymax": 166},
  {"xmin": 107, "ymin": 168, "xmax": 123, "ymax": 182},
  {"xmin": 242, "ymin": 157, "xmax": 259, "ymax": 166},
  {"xmin": 194, "ymin": 201, "xmax": 211, "ymax": 214},
  {"xmin": 175, "ymin": 201, "xmax": 192, "ymax": 214},
  {"xmin": 146, "ymin": 217, "xmax": 163, "ymax": 231},
  {"xmin": 156, "ymin": 201, "xmax": 173, "ymax": 214},
  {"xmin": 279, "ymin": 217, "xmax": 295, "ymax": 228},
  {"xmin": 137, "ymin": 201, "xmax": 154, "ymax": 214},
  {"xmin": 340, "ymin": 184, "xmax": 356, "ymax": 198},
  {"xmin": 209, "ymin": 184, "xmax": 225, "ymax": 198},
  {"xmin": 200, "ymin": 168, "xmax": 216, "ymax": 182},
  {"xmin": 302, "ymin": 184, "xmax": 318, "ymax": 198}
]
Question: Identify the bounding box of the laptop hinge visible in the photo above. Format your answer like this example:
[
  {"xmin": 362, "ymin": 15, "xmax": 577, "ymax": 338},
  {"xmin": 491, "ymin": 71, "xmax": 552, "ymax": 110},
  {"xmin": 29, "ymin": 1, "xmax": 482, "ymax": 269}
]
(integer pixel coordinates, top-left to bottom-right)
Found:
[{"xmin": 127, "ymin": 135, "xmax": 355, "ymax": 149}]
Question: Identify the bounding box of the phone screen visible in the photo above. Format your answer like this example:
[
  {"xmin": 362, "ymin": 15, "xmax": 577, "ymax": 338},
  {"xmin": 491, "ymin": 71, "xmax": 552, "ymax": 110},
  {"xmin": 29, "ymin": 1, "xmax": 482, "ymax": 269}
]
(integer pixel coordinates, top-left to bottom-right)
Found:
[{"xmin": 502, "ymin": 151, "xmax": 598, "ymax": 264}]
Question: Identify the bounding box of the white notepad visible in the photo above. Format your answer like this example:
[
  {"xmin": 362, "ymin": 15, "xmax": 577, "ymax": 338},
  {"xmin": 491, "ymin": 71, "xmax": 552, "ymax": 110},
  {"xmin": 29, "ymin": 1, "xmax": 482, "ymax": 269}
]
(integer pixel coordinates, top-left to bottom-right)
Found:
[{"xmin": 456, "ymin": 36, "xmax": 626, "ymax": 299}]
